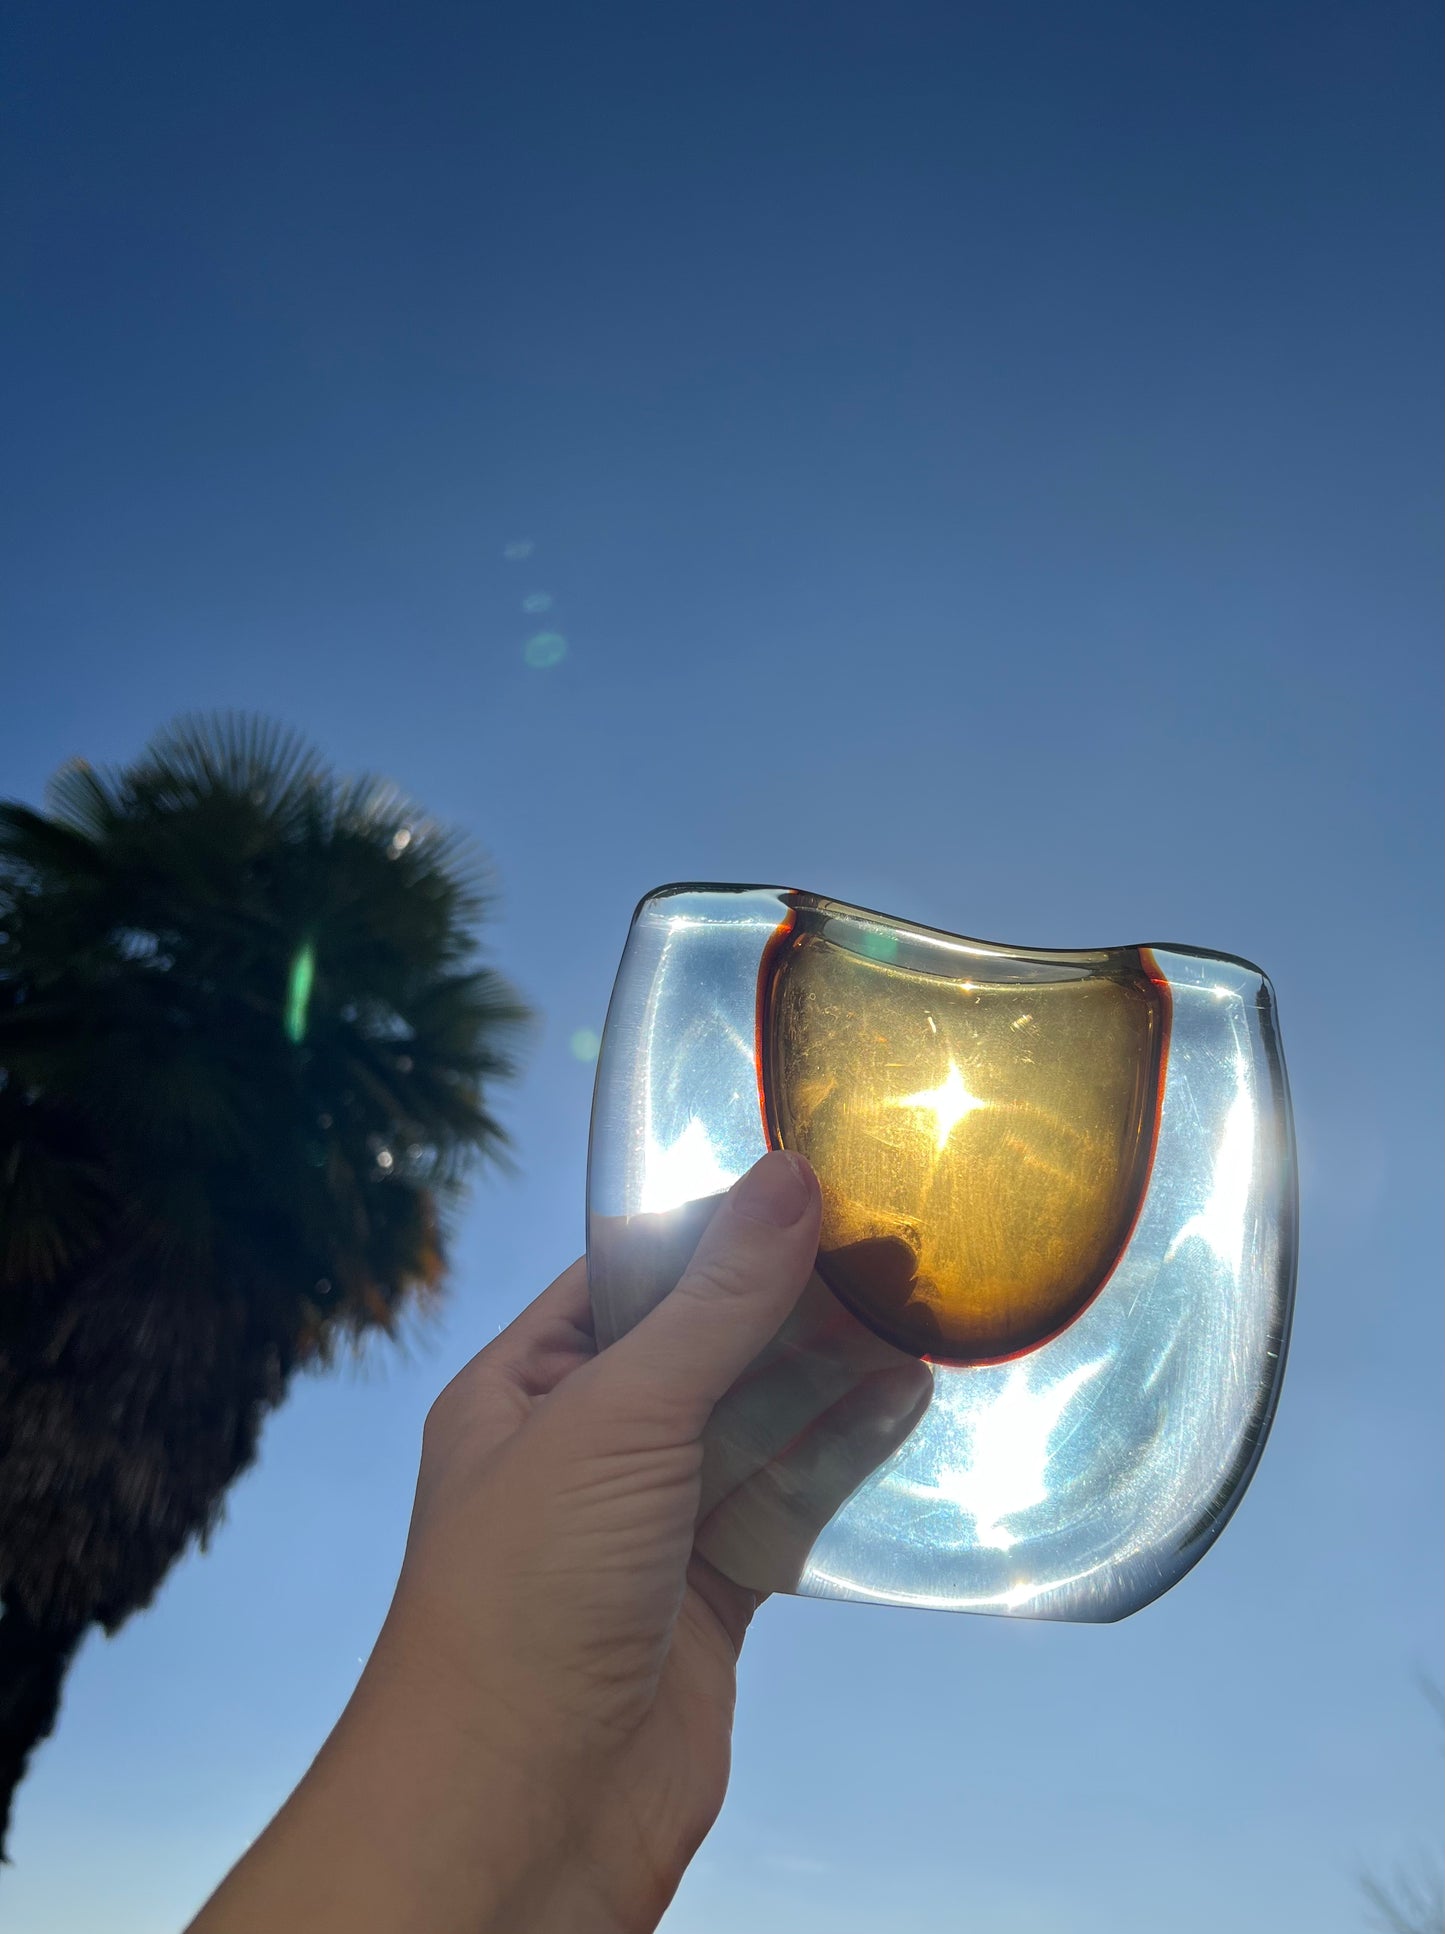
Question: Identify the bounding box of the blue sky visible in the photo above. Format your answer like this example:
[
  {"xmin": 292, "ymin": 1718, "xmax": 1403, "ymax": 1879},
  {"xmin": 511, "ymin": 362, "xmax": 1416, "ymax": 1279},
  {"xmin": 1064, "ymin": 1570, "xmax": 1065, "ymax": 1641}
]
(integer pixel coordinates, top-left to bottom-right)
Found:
[{"xmin": 2, "ymin": 2, "xmax": 1440, "ymax": 1928}]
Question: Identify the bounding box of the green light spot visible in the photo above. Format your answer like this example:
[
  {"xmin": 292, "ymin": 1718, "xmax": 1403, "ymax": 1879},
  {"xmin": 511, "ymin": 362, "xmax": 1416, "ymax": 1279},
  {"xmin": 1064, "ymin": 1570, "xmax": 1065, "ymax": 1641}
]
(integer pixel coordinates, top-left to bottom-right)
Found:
[
  {"xmin": 569, "ymin": 1028, "xmax": 601, "ymax": 1064},
  {"xmin": 285, "ymin": 942, "xmax": 316, "ymax": 1043},
  {"xmin": 858, "ymin": 929, "xmax": 899, "ymax": 963},
  {"xmin": 524, "ymin": 631, "xmax": 568, "ymax": 669}
]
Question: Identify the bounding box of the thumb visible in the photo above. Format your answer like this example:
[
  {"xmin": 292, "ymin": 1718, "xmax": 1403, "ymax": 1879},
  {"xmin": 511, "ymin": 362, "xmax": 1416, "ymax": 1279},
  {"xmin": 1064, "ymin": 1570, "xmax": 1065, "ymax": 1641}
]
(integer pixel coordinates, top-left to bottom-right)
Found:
[{"xmin": 595, "ymin": 1152, "xmax": 822, "ymax": 1435}]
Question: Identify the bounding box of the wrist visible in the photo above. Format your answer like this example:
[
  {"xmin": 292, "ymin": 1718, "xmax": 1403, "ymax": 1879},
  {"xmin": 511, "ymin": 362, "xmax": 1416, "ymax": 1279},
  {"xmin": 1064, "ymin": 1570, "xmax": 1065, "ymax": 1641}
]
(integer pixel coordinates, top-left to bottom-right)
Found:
[
  {"xmin": 190, "ymin": 1625, "xmax": 590, "ymax": 1934},
  {"xmin": 342, "ymin": 1632, "xmax": 668, "ymax": 1934},
  {"xmin": 328, "ymin": 1634, "xmax": 586, "ymax": 1927}
]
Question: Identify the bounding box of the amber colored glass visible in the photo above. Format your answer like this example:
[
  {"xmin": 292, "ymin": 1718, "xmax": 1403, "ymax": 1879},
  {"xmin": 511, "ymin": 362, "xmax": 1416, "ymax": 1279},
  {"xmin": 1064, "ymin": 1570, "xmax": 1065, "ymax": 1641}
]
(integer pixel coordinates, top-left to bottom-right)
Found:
[{"xmin": 761, "ymin": 908, "xmax": 1169, "ymax": 1364}]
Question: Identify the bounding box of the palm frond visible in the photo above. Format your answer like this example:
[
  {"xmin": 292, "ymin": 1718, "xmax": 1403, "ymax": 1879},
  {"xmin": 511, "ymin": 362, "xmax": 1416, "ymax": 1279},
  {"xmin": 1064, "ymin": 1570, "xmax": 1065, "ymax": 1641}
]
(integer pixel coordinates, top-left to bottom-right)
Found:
[
  {"xmin": 135, "ymin": 713, "xmax": 324, "ymax": 811},
  {"xmin": 42, "ymin": 760, "xmax": 121, "ymax": 839}
]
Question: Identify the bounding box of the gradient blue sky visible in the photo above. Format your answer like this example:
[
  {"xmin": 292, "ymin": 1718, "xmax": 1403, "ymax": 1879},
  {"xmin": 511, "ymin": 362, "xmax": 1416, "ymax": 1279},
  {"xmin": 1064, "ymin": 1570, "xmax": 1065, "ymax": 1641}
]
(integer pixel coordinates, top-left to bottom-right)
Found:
[{"xmin": 2, "ymin": 3, "xmax": 1441, "ymax": 1928}]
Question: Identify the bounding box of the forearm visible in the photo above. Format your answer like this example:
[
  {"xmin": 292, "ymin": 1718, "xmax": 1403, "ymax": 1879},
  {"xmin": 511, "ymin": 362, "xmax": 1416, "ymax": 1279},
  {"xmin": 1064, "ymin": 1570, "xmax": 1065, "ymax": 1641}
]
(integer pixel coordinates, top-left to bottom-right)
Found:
[{"xmin": 187, "ymin": 1636, "xmax": 605, "ymax": 1934}]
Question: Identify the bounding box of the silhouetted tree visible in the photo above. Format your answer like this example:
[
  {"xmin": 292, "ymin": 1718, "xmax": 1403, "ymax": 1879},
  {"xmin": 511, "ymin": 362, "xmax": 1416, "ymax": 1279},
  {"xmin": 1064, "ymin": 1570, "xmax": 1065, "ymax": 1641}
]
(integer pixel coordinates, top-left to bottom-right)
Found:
[
  {"xmin": 1362, "ymin": 1680, "xmax": 1445, "ymax": 1934},
  {"xmin": 0, "ymin": 716, "xmax": 528, "ymax": 1855},
  {"xmin": 1363, "ymin": 1863, "xmax": 1444, "ymax": 1934}
]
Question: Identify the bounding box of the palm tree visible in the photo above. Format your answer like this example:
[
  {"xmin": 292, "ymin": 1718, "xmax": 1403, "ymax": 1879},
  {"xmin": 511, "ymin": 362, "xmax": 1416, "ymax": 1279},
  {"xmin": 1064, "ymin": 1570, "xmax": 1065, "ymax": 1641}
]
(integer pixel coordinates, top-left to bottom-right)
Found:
[{"xmin": 0, "ymin": 715, "xmax": 529, "ymax": 1856}]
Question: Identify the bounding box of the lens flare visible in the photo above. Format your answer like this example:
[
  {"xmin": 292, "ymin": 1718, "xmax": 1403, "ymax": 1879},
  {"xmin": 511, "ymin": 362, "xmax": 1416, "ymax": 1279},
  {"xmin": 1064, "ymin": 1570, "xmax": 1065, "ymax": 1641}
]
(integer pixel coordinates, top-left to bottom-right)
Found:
[{"xmin": 284, "ymin": 942, "xmax": 316, "ymax": 1044}]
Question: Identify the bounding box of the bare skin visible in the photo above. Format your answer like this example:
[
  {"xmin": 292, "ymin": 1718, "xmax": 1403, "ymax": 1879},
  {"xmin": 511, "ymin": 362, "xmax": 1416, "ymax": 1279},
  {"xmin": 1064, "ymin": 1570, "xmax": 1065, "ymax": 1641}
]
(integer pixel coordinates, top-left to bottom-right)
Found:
[{"xmin": 190, "ymin": 1150, "xmax": 835, "ymax": 1933}]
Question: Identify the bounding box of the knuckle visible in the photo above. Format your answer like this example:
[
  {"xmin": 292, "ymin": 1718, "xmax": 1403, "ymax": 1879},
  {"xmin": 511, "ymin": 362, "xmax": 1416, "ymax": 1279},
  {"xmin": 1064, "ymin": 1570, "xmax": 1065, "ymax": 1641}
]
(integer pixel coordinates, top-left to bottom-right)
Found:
[
  {"xmin": 421, "ymin": 1387, "xmax": 456, "ymax": 1451},
  {"xmin": 678, "ymin": 1252, "xmax": 754, "ymax": 1304},
  {"xmin": 582, "ymin": 1358, "xmax": 698, "ymax": 1444},
  {"xmin": 423, "ymin": 1361, "xmax": 481, "ymax": 1443}
]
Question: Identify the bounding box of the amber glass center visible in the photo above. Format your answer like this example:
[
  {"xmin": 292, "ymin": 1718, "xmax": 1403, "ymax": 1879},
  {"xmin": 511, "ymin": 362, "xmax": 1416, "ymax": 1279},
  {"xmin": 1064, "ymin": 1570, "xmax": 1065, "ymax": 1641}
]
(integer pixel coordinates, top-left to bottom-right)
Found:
[{"xmin": 760, "ymin": 919, "xmax": 1168, "ymax": 1364}]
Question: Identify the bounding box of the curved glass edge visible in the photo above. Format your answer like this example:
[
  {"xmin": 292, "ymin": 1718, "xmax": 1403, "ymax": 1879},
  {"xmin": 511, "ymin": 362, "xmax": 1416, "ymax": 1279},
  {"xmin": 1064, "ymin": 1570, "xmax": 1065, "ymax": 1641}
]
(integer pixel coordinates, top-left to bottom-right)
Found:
[
  {"xmin": 586, "ymin": 885, "xmax": 1297, "ymax": 1622},
  {"xmin": 587, "ymin": 887, "xmax": 781, "ymax": 1336},
  {"xmin": 620, "ymin": 880, "xmax": 1276, "ymax": 985}
]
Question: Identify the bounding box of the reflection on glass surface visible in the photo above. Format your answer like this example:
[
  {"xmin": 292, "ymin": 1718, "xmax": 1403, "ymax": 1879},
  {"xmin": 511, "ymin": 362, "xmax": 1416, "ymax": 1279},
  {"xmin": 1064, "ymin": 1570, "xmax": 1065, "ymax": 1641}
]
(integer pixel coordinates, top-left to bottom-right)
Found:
[
  {"xmin": 588, "ymin": 885, "xmax": 1297, "ymax": 1622},
  {"xmin": 1165, "ymin": 1070, "xmax": 1253, "ymax": 1276},
  {"xmin": 640, "ymin": 1118, "xmax": 733, "ymax": 1214},
  {"xmin": 899, "ymin": 1357, "xmax": 1105, "ymax": 1551}
]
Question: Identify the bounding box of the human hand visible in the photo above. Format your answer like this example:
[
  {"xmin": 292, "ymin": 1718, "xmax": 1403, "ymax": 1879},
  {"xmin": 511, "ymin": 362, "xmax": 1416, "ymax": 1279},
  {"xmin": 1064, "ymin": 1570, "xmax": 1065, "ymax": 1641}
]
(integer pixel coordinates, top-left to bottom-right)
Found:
[{"xmin": 190, "ymin": 1150, "xmax": 930, "ymax": 1934}]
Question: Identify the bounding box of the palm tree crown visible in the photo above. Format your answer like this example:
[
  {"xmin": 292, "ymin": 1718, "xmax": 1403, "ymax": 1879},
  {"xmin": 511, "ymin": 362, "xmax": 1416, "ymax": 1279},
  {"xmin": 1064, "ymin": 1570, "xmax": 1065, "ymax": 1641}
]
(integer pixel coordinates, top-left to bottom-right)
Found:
[{"xmin": 0, "ymin": 714, "xmax": 529, "ymax": 1852}]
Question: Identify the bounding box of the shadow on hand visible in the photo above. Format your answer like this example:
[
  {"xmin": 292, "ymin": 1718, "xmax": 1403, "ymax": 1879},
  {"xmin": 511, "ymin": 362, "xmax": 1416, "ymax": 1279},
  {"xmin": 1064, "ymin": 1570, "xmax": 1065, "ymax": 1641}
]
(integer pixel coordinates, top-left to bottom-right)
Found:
[
  {"xmin": 694, "ymin": 1271, "xmax": 932, "ymax": 1594},
  {"xmin": 589, "ymin": 1201, "xmax": 934, "ymax": 1597}
]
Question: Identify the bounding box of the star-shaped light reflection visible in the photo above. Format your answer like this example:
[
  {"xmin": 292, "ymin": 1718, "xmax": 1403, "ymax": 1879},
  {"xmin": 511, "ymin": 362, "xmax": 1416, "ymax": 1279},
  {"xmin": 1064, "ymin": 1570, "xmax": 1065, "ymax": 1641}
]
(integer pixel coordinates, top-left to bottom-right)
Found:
[{"xmin": 889, "ymin": 1059, "xmax": 988, "ymax": 1153}]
